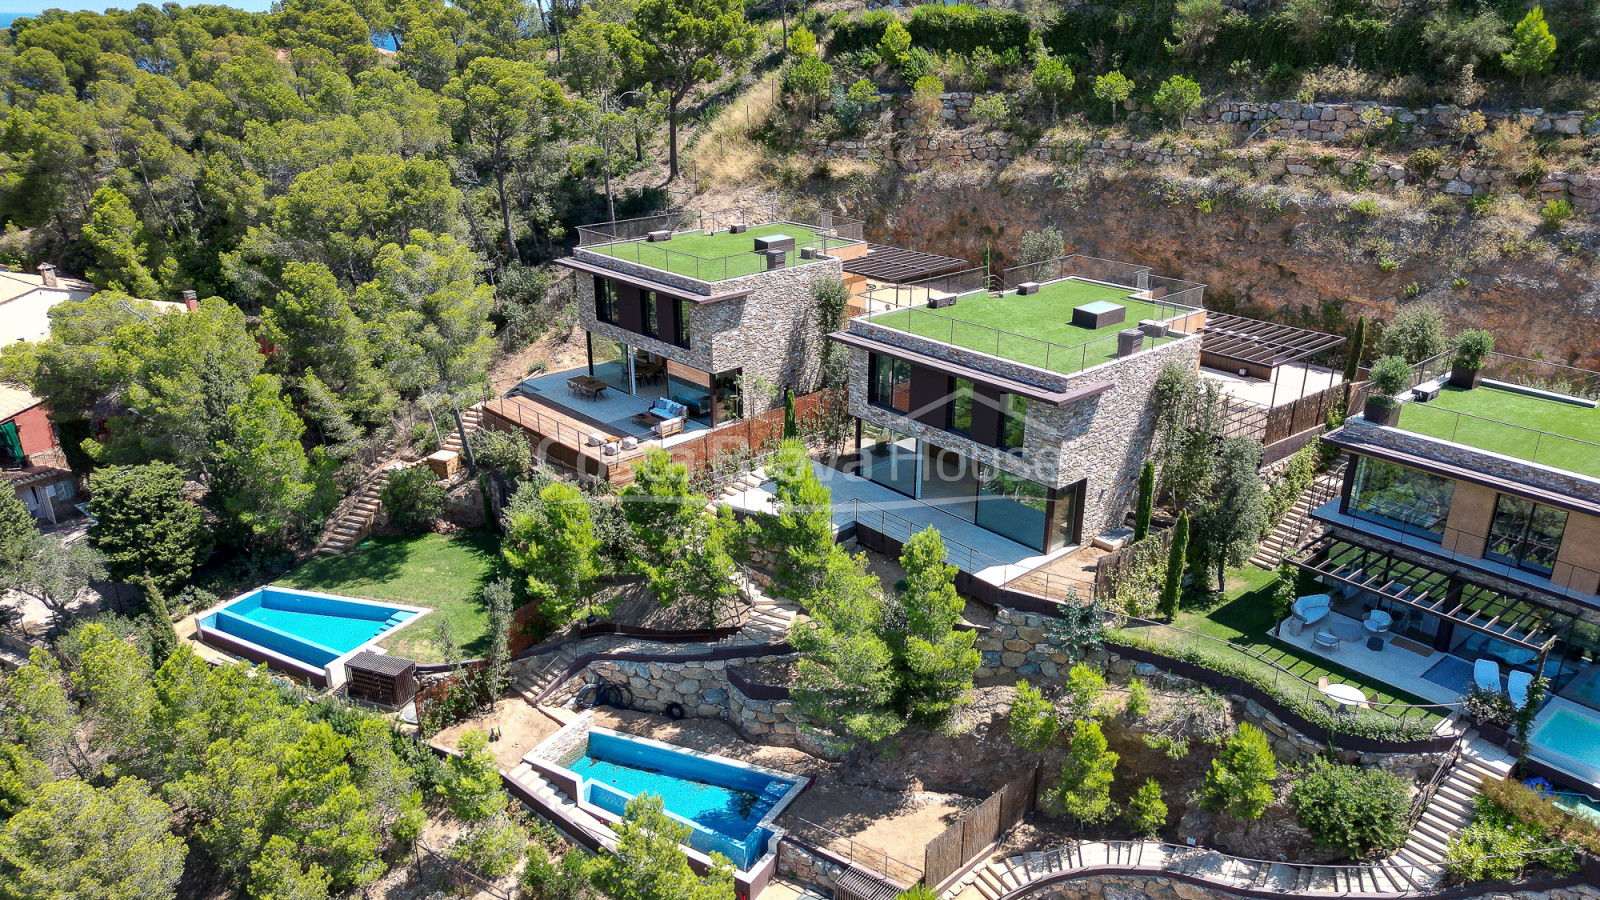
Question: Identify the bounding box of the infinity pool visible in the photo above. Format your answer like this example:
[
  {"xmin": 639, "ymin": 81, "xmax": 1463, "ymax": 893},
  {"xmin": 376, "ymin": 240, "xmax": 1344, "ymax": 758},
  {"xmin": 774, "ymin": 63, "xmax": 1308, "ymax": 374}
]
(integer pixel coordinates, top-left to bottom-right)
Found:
[
  {"xmin": 1529, "ymin": 699, "xmax": 1600, "ymax": 789},
  {"xmin": 555, "ymin": 729, "xmax": 806, "ymax": 870},
  {"xmin": 197, "ymin": 587, "xmax": 425, "ymax": 685}
]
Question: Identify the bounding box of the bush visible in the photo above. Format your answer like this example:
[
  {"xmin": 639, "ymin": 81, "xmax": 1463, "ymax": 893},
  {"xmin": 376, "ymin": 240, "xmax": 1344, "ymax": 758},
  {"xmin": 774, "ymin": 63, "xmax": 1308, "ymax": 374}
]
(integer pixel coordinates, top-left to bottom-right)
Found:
[
  {"xmin": 381, "ymin": 466, "xmax": 447, "ymax": 533},
  {"xmin": 448, "ymin": 814, "xmax": 525, "ymax": 878},
  {"xmin": 1461, "ymin": 683, "xmax": 1514, "ymax": 726},
  {"xmin": 828, "ymin": 10, "xmax": 894, "ymax": 57},
  {"xmin": 1378, "ymin": 302, "xmax": 1446, "ymax": 364},
  {"xmin": 1014, "ymin": 227, "xmax": 1064, "ymax": 267},
  {"xmin": 1366, "ymin": 355, "xmax": 1413, "ymax": 405},
  {"xmin": 878, "ymin": 19, "xmax": 912, "ymax": 69},
  {"xmin": 1127, "ymin": 779, "xmax": 1168, "ymax": 837},
  {"xmin": 1201, "ymin": 724, "xmax": 1276, "ymax": 819},
  {"xmin": 1009, "ymin": 680, "xmax": 1059, "ymax": 753},
  {"xmin": 1350, "ymin": 197, "xmax": 1380, "ymax": 217},
  {"xmin": 1406, "ymin": 147, "xmax": 1444, "ymax": 180},
  {"xmin": 1540, "ymin": 199, "xmax": 1573, "ymax": 231},
  {"xmin": 972, "ymin": 94, "xmax": 1009, "ymax": 129},
  {"xmin": 1124, "ymin": 678, "xmax": 1150, "ymax": 718},
  {"xmin": 1288, "ymin": 759, "xmax": 1410, "ymax": 857},
  {"xmin": 1152, "ymin": 75, "xmax": 1203, "ymax": 127},
  {"xmin": 1453, "ymin": 328, "xmax": 1494, "ymax": 370},
  {"xmin": 912, "ymin": 75, "xmax": 945, "ymax": 118},
  {"xmin": 906, "ymin": 4, "xmax": 1029, "ymax": 56}
]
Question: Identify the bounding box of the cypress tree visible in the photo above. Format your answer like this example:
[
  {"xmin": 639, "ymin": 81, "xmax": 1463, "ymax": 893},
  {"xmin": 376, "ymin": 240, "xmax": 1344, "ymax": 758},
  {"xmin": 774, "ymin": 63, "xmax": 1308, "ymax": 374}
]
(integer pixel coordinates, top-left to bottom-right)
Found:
[
  {"xmin": 1160, "ymin": 512, "xmax": 1188, "ymax": 620},
  {"xmin": 139, "ymin": 576, "xmax": 180, "ymax": 666},
  {"xmin": 1134, "ymin": 460, "xmax": 1155, "ymax": 542},
  {"xmin": 1343, "ymin": 316, "xmax": 1366, "ymax": 384},
  {"xmin": 782, "ymin": 388, "xmax": 797, "ymax": 439}
]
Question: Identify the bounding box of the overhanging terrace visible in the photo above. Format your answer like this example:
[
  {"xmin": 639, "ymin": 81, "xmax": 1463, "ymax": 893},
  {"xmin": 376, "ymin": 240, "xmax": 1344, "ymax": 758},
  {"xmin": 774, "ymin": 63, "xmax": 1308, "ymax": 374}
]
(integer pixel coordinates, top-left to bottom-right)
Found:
[
  {"xmin": 1292, "ymin": 536, "xmax": 1560, "ymax": 657},
  {"xmin": 1199, "ymin": 313, "xmax": 1346, "ymax": 371}
]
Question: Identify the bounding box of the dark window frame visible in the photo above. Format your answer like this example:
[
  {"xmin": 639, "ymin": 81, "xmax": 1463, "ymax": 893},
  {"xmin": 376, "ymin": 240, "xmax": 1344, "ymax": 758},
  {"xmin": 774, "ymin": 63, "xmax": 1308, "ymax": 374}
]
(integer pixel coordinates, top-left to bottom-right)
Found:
[
  {"xmin": 868, "ymin": 353, "xmax": 912, "ymax": 414},
  {"xmin": 948, "ymin": 377, "xmax": 975, "ymax": 437},
  {"xmin": 999, "ymin": 393, "xmax": 1027, "ymax": 451},
  {"xmin": 673, "ymin": 298, "xmax": 691, "ymax": 349},
  {"xmin": 1485, "ymin": 494, "xmax": 1568, "ymax": 577},
  {"xmin": 594, "ymin": 276, "xmax": 618, "ymax": 324},
  {"xmin": 642, "ymin": 290, "xmax": 659, "ymax": 339}
]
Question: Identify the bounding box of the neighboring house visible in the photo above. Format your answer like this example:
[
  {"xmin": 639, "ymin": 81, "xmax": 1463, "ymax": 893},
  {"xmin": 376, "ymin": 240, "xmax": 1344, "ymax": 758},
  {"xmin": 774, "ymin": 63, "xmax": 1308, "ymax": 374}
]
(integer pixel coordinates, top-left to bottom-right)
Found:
[
  {"xmin": 1293, "ymin": 354, "xmax": 1600, "ymax": 792},
  {"xmin": 829, "ymin": 255, "xmax": 1208, "ymax": 553},
  {"xmin": 0, "ymin": 385, "xmax": 73, "ymax": 522},
  {"xmin": 0, "ymin": 265, "xmax": 95, "ymax": 344}
]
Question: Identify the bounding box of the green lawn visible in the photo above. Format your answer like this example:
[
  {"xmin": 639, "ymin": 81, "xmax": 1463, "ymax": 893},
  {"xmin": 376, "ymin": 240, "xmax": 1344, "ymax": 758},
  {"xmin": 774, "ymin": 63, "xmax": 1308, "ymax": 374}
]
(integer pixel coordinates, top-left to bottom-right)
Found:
[
  {"xmin": 587, "ymin": 223, "xmax": 827, "ymax": 281},
  {"xmin": 869, "ymin": 279, "xmax": 1183, "ymax": 374},
  {"xmin": 1398, "ymin": 385, "xmax": 1600, "ymax": 478},
  {"xmin": 1152, "ymin": 566, "xmax": 1444, "ymax": 726},
  {"xmin": 275, "ymin": 530, "xmax": 507, "ymax": 663}
]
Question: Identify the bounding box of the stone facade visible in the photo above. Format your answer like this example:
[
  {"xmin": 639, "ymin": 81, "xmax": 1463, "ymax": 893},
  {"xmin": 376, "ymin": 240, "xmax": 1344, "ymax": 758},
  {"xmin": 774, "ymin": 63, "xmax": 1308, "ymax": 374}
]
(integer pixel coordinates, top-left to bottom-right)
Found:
[
  {"xmin": 574, "ymin": 248, "xmax": 845, "ymax": 415},
  {"xmin": 845, "ymin": 330, "xmax": 1201, "ymax": 536},
  {"xmin": 1018, "ymin": 874, "xmax": 1600, "ymax": 900},
  {"xmin": 804, "ymin": 99, "xmax": 1600, "ymax": 211},
  {"xmin": 777, "ymin": 839, "xmax": 843, "ymax": 894},
  {"xmin": 531, "ymin": 712, "xmax": 593, "ymax": 767},
  {"xmin": 545, "ymin": 656, "xmax": 823, "ymax": 753}
]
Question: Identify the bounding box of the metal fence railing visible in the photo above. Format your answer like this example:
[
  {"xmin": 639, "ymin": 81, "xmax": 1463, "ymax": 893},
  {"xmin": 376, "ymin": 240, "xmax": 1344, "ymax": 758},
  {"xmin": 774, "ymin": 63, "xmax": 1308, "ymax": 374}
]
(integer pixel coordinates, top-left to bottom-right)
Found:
[
  {"xmin": 577, "ymin": 210, "xmax": 699, "ymax": 246},
  {"xmin": 580, "ymin": 231, "xmax": 861, "ymax": 283},
  {"xmin": 1481, "ymin": 352, "xmax": 1600, "ymax": 400},
  {"xmin": 999, "ymin": 254, "xmax": 1153, "ymax": 292},
  {"xmin": 1107, "ymin": 614, "xmax": 1457, "ymax": 732},
  {"xmin": 784, "ymin": 816, "xmax": 923, "ymax": 887},
  {"xmin": 1396, "ymin": 403, "xmax": 1600, "ymax": 478}
]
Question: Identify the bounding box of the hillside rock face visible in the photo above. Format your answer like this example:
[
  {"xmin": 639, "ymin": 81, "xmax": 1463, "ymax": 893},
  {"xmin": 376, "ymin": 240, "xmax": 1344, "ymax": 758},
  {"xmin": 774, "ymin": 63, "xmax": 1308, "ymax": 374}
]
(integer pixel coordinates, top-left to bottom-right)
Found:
[{"xmin": 861, "ymin": 170, "xmax": 1600, "ymax": 368}]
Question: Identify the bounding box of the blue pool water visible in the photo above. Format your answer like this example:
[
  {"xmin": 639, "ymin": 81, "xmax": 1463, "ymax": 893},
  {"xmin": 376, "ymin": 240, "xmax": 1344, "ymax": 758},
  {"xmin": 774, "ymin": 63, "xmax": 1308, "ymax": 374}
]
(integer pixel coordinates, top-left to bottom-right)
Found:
[
  {"xmin": 569, "ymin": 731, "xmax": 800, "ymax": 869},
  {"xmin": 1530, "ymin": 704, "xmax": 1600, "ymax": 788},
  {"xmin": 200, "ymin": 587, "xmax": 415, "ymax": 669}
]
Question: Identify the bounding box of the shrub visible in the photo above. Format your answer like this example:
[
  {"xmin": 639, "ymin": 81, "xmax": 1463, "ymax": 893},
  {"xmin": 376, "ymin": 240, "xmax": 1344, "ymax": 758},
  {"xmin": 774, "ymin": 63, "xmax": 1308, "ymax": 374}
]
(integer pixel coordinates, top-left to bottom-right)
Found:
[
  {"xmin": 1453, "ymin": 276, "xmax": 1469, "ymax": 289},
  {"xmin": 1461, "ymin": 683, "xmax": 1514, "ymax": 726},
  {"xmin": 1366, "ymin": 355, "xmax": 1413, "ymax": 406},
  {"xmin": 1062, "ymin": 663, "xmax": 1109, "ymax": 720},
  {"xmin": 829, "ymin": 10, "xmax": 894, "ymax": 57},
  {"xmin": 906, "ymin": 4, "xmax": 1029, "ymax": 56},
  {"xmin": 1406, "ymin": 148, "xmax": 1444, "ymax": 180},
  {"xmin": 845, "ymin": 77, "xmax": 879, "ymax": 105},
  {"xmin": 520, "ymin": 840, "xmax": 591, "ymax": 900},
  {"xmin": 1009, "ymin": 679, "xmax": 1059, "ymax": 752},
  {"xmin": 1050, "ymin": 720, "xmax": 1118, "ymax": 824},
  {"xmin": 1201, "ymin": 724, "xmax": 1277, "ymax": 819},
  {"xmin": 1453, "ymin": 329, "xmax": 1494, "ymax": 370},
  {"xmin": 1540, "ymin": 198, "xmax": 1573, "ymax": 231},
  {"xmin": 1127, "ymin": 779, "xmax": 1167, "ymax": 837},
  {"xmin": 1125, "ymin": 678, "xmax": 1151, "ymax": 718},
  {"xmin": 381, "ymin": 466, "xmax": 447, "ymax": 533},
  {"xmin": 1288, "ymin": 759, "xmax": 1410, "ymax": 856},
  {"xmin": 1479, "ymin": 776, "xmax": 1600, "ymax": 855},
  {"xmin": 1014, "ymin": 227, "xmax": 1064, "ymax": 266},
  {"xmin": 1350, "ymin": 198, "xmax": 1380, "ymax": 217},
  {"xmin": 448, "ymin": 814, "xmax": 525, "ymax": 878},
  {"xmin": 912, "ymin": 75, "xmax": 945, "ymax": 119},
  {"xmin": 1152, "ymin": 75, "xmax": 1203, "ymax": 129},
  {"xmin": 878, "ymin": 19, "xmax": 912, "ymax": 70},
  {"xmin": 1379, "ymin": 302, "xmax": 1446, "ymax": 364},
  {"xmin": 972, "ymin": 94, "xmax": 1009, "ymax": 129}
]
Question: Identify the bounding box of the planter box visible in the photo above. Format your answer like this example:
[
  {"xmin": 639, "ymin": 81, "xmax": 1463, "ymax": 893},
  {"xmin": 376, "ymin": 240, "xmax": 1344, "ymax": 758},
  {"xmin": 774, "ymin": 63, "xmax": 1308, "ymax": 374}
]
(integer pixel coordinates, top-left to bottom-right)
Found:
[
  {"xmin": 1450, "ymin": 364, "xmax": 1484, "ymax": 389},
  {"xmin": 1364, "ymin": 396, "xmax": 1399, "ymax": 427}
]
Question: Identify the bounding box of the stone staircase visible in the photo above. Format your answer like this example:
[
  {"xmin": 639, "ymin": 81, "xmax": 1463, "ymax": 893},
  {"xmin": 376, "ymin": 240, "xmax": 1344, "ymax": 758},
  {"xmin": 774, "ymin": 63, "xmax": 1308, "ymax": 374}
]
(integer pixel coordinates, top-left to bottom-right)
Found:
[
  {"xmin": 733, "ymin": 569, "xmax": 803, "ymax": 644},
  {"xmin": 507, "ymin": 760, "xmax": 615, "ymax": 849},
  {"xmin": 510, "ymin": 647, "xmax": 584, "ymax": 705},
  {"xmin": 315, "ymin": 467, "xmax": 395, "ymax": 556},
  {"xmin": 964, "ymin": 738, "xmax": 1510, "ymax": 900},
  {"xmin": 1250, "ymin": 461, "xmax": 1345, "ymax": 569},
  {"xmin": 313, "ymin": 405, "xmax": 484, "ymax": 557}
]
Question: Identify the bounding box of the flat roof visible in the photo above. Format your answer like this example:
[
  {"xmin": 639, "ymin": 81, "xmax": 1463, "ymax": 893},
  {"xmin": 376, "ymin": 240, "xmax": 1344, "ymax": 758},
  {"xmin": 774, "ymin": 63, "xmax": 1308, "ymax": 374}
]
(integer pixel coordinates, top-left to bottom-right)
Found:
[
  {"xmin": 1395, "ymin": 384, "xmax": 1600, "ymax": 480},
  {"xmin": 828, "ymin": 330, "xmax": 1115, "ymax": 407},
  {"xmin": 863, "ymin": 277, "xmax": 1193, "ymax": 376},
  {"xmin": 581, "ymin": 222, "xmax": 846, "ymax": 282}
]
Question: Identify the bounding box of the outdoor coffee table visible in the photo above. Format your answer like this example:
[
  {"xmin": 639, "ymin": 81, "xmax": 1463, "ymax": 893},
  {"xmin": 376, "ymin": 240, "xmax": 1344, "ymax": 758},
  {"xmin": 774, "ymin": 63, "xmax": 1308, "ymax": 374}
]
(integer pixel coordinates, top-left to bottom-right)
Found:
[{"xmin": 1322, "ymin": 682, "xmax": 1369, "ymax": 710}]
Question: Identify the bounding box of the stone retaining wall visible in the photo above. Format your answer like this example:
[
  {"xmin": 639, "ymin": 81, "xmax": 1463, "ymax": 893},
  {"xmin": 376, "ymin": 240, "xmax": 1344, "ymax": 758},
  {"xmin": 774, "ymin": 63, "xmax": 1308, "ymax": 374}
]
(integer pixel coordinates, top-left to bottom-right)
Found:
[
  {"xmin": 777, "ymin": 839, "xmax": 844, "ymax": 894},
  {"xmin": 546, "ymin": 656, "xmax": 825, "ymax": 754},
  {"xmin": 804, "ymin": 97, "xmax": 1600, "ymax": 210},
  {"xmin": 1018, "ymin": 874, "xmax": 1600, "ymax": 900}
]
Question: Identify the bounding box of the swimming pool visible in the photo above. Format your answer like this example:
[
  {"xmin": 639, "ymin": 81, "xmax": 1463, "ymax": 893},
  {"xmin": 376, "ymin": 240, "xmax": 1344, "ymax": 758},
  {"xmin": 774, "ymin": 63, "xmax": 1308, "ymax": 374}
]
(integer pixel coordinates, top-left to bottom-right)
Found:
[
  {"xmin": 196, "ymin": 586, "xmax": 427, "ymax": 687},
  {"xmin": 1529, "ymin": 698, "xmax": 1600, "ymax": 789},
  {"xmin": 539, "ymin": 726, "xmax": 806, "ymax": 871}
]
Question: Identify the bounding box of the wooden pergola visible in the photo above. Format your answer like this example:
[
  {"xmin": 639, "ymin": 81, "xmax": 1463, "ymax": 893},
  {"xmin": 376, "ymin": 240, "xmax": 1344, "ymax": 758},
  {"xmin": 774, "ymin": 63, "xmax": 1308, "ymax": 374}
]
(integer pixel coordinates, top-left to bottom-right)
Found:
[
  {"xmin": 1200, "ymin": 313, "xmax": 1347, "ymax": 406},
  {"xmin": 843, "ymin": 244, "xmax": 970, "ymax": 284}
]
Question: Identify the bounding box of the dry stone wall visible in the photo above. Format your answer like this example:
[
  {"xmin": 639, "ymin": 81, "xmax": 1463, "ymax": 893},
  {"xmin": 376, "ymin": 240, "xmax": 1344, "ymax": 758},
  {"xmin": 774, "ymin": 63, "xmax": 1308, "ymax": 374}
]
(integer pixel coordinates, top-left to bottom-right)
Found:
[{"xmin": 805, "ymin": 97, "xmax": 1600, "ymax": 210}]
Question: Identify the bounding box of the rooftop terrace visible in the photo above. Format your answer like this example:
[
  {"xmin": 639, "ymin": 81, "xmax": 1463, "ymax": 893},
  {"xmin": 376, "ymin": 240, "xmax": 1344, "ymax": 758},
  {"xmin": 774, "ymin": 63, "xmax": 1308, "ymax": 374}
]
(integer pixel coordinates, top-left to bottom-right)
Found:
[
  {"xmin": 1396, "ymin": 383, "xmax": 1600, "ymax": 479},
  {"xmin": 574, "ymin": 206, "xmax": 865, "ymax": 284},
  {"xmin": 860, "ymin": 269, "xmax": 1204, "ymax": 376}
]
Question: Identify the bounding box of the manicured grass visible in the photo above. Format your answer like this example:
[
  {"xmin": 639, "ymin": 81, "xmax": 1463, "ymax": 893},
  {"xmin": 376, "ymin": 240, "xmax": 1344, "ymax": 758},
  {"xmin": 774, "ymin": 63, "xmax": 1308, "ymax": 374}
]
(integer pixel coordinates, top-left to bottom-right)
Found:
[
  {"xmin": 869, "ymin": 279, "xmax": 1183, "ymax": 374},
  {"xmin": 276, "ymin": 530, "xmax": 507, "ymax": 663},
  {"xmin": 587, "ymin": 223, "xmax": 826, "ymax": 280},
  {"xmin": 1165, "ymin": 566, "xmax": 1444, "ymax": 724},
  {"xmin": 1397, "ymin": 385, "xmax": 1600, "ymax": 478}
]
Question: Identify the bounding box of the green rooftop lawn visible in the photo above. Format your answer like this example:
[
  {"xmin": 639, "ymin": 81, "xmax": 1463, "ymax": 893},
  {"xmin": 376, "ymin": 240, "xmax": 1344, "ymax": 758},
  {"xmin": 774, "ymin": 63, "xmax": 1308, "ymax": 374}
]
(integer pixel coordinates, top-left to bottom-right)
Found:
[
  {"xmin": 586, "ymin": 223, "xmax": 827, "ymax": 281},
  {"xmin": 869, "ymin": 278, "xmax": 1185, "ymax": 374},
  {"xmin": 275, "ymin": 530, "xmax": 506, "ymax": 663},
  {"xmin": 1397, "ymin": 385, "xmax": 1600, "ymax": 478}
]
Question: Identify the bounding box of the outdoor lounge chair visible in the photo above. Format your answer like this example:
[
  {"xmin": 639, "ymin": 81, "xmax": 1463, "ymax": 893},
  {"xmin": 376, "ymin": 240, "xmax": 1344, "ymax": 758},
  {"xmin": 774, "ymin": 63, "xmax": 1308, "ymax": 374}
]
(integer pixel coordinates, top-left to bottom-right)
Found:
[
  {"xmin": 1474, "ymin": 659, "xmax": 1502, "ymax": 694},
  {"xmin": 1507, "ymin": 670, "xmax": 1534, "ymax": 709},
  {"xmin": 1292, "ymin": 594, "xmax": 1331, "ymax": 626}
]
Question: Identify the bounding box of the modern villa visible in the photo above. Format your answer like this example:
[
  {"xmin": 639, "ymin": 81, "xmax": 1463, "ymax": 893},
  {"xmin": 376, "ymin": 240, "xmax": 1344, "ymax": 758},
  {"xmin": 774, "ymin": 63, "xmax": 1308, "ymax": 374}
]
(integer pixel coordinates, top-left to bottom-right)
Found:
[{"xmin": 1289, "ymin": 353, "xmax": 1600, "ymax": 792}]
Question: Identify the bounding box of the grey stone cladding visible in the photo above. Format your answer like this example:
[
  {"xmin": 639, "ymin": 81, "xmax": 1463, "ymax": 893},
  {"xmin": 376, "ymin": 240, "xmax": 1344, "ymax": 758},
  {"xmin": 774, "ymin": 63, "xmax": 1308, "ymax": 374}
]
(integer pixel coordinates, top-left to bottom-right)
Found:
[
  {"xmin": 847, "ymin": 334, "xmax": 1200, "ymax": 536},
  {"xmin": 575, "ymin": 254, "xmax": 844, "ymax": 415},
  {"xmin": 1342, "ymin": 413, "xmax": 1600, "ymax": 503}
]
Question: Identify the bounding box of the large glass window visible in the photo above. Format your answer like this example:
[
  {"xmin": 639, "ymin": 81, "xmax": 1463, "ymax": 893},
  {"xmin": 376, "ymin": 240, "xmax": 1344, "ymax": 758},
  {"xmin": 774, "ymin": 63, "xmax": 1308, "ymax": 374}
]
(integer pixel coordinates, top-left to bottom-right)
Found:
[
  {"xmin": 595, "ymin": 277, "xmax": 618, "ymax": 324},
  {"xmin": 949, "ymin": 378, "xmax": 975, "ymax": 436},
  {"xmin": 1000, "ymin": 394, "xmax": 1027, "ymax": 451},
  {"xmin": 860, "ymin": 422, "xmax": 917, "ymax": 497},
  {"xmin": 674, "ymin": 299, "xmax": 691, "ymax": 349},
  {"xmin": 975, "ymin": 463, "xmax": 1049, "ymax": 550},
  {"xmin": 1348, "ymin": 457, "xmax": 1454, "ymax": 543},
  {"xmin": 713, "ymin": 369, "xmax": 743, "ymax": 423},
  {"xmin": 642, "ymin": 290, "xmax": 659, "ymax": 339},
  {"xmin": 868, "ymin": 353, "xmax": 911, "ymax": 414},
  {"xmin": 588, "ymin": 334, "xmax": 629, "ymax": 393},
  {"xmin": 665, "ymin": 362, "xmax": 712, "ymax": 425},
  {"xmin": 1486, "ymin": 495, "xmax": 1568, "ymax": 576}
]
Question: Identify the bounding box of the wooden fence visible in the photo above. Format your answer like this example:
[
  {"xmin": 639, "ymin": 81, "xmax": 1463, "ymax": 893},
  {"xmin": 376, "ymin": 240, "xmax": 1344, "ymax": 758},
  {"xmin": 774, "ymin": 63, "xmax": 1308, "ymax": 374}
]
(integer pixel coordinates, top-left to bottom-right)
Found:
[
  {"xmin": 922, "ymin": 766, "xmax": 1040, "ymax": 891},
  {"xmin": 663, "ymin": 387, "xmax": 841, "ymax": 481},
  {"xmin": 1093, "ymin": 530, "xmax": 1173, "ymax": 604}
]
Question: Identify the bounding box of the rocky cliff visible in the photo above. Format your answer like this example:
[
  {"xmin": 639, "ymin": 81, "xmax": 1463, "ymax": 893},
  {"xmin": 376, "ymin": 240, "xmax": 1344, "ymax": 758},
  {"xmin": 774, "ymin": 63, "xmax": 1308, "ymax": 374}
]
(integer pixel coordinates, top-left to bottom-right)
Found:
[{"xmin": 829, "ymin": 166, "xmax": 1600, "ymax": 368}]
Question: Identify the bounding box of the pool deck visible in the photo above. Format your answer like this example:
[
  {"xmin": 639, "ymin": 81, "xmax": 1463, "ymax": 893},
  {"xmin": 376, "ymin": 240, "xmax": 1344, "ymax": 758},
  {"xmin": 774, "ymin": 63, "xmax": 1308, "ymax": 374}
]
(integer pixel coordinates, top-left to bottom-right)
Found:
[{"xmin": 1529, "ymin": 697, "xmax": 1600, "ymax": 792}]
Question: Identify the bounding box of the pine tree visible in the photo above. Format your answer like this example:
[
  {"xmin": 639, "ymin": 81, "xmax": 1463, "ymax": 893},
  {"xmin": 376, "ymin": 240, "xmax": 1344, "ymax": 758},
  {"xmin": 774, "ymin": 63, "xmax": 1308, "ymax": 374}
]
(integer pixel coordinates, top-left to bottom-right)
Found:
[
  {"xmin": 1050, "ymin": 720, "xmax": 1118, "ymax": 825},
  {"xmin": 139, "ymin": 577, "xmax": 181, "ymax": 667},
  {"xmin": 890, "ymin": 529, "xmax": 979, "ymax": 726},
  {"xmin": 1126, "ymin": 779, "xmax": 1168, "ymax": 836},
  {"xmin": 1201, "ymin": 724, "xmax": 1278, "ymax": 819},
  {"xmin": 1160, "ymin": 512, "xmax": 1188, "ymax": 620},
  {"xmin": 1501, "ymin": 7, "xmax": 1556, "ymax": 91},
  {"xmin": 1134, "ymin": 461, "xmax": 1155, "ymax": 542}
]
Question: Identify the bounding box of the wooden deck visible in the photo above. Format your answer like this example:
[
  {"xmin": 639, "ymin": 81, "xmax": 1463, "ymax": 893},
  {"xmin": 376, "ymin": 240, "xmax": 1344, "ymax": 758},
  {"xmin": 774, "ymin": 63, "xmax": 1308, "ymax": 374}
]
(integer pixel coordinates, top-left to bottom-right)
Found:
[{"xmin": 482, "ymin": 394, "xmax": 646, "ymax": 485}]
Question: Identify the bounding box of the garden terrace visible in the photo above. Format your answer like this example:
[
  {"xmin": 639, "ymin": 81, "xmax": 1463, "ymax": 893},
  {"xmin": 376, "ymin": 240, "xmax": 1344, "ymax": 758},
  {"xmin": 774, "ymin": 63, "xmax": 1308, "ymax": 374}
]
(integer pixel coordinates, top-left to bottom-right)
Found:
[
  {"xmin": 858, "ymin": 267, "xmax": 1205, "ymax": 377},
  {"xmin": 575, "ymin": 207, "xmax": 867, "ymax": 283},
  {"xmin": 1394, "ymin": 372, "xmax": 1600, "ymax": 480}
]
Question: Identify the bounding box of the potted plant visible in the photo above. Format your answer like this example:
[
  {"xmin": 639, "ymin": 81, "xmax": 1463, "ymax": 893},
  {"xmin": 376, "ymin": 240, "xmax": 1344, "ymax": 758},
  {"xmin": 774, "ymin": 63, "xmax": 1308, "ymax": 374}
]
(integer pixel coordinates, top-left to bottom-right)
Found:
[
  {"xmin": 1363, "ymin": 355, "xmax": 1412, "ymax": 427},
  {"xmin": 1450, "ymin": 329, "xmax": 1494, "ymax": 389}
]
